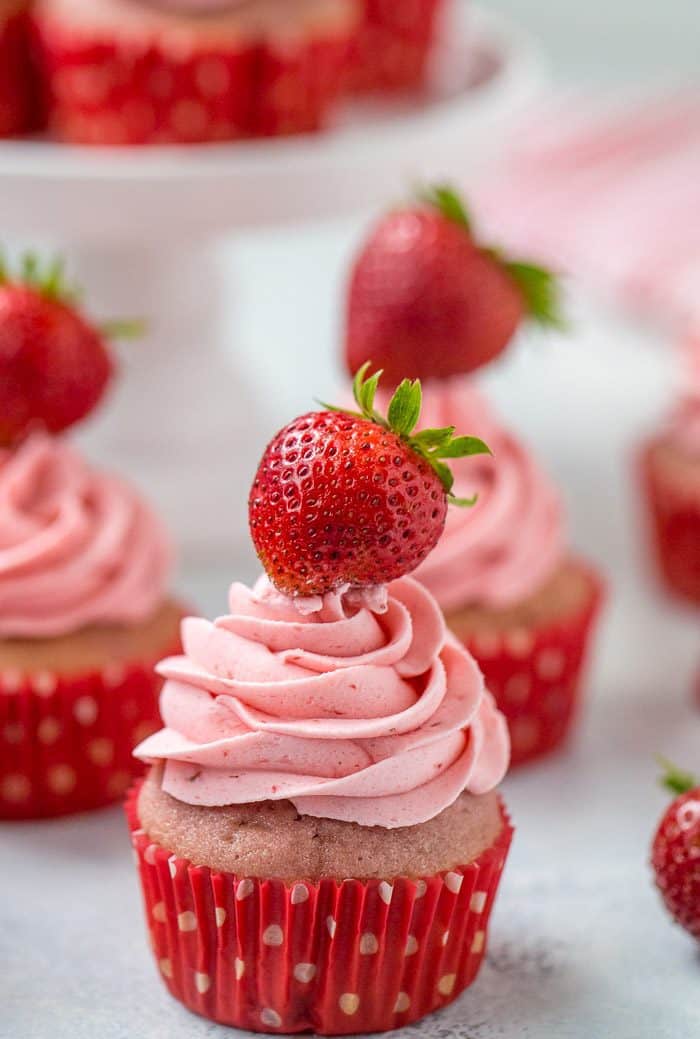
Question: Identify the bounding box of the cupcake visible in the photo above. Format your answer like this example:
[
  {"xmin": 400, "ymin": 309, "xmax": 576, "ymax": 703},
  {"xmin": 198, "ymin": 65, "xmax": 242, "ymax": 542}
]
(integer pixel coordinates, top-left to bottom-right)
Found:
[
  {"xmin": 31, "ymin": 0, "xmax": 359, "ymax": 145},
  {"xmin": 0, "ymin": 1, "xmax": 36, "ymax": 136},
  {"xmin": 347, "ymin": 0, "xmax": 444, "ymax": 93},
  {"xmin": 641, "ymin": 337, "xmax": 700, "ymax": 606},
  {"xmin": 0, "ymin": 256, "xmax": 182, "ymax": 819},
  {"xmin": 129, "ymin": 368, "xmax": 512, "ymax": 1034},
  {"xmin": 344, "ymin": 186, "xmax": 604, "ymax": 765}
]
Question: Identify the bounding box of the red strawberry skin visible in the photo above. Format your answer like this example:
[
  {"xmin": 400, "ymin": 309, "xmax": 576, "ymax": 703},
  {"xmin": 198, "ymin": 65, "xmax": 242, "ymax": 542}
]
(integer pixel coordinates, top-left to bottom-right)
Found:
[
  {"xmin": 0, "ymin": 285, "xmax": 113, "ymax": 445},
  {"xmin": 652, "ymin": 788, "xmax": 700, "ymax": 940},
  {"xmin": 0, "ymin": 6, "xmax": 37, "ymax": 137},
  {"xmin": 345, "ymin": 208, "xmax": 524, "ymax": 386},
  {"xmin": 249, "ymin": 410, "xmax": 448, "ymax": 597}
]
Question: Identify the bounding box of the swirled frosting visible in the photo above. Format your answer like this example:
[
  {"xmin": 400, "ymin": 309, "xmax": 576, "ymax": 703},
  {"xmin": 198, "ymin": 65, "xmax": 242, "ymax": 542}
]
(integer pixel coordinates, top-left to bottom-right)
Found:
[
  {"xmin": 136, "ymin": 575, "xmax": 509, "ymax": 828},
  {"xmin": 410, "ymin": 378, "xmax": 565, "ymax": 612},
  {"xmin": 0, "ymin": 434, "xmax": 172, "ymax": 638}
]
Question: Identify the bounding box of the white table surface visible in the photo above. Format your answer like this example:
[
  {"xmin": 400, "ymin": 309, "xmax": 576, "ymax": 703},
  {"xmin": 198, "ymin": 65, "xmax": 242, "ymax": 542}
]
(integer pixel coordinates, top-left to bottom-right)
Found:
[{"xmin": 3, "ymin": 287, "xmax": 700, "ymax": 1037}]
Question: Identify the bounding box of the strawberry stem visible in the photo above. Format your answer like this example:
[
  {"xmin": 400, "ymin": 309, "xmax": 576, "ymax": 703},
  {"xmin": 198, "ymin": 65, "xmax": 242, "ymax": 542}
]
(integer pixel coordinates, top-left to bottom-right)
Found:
[{"xmin": 657, "ymin": 756, "xmax": 697, "ymax": 797}]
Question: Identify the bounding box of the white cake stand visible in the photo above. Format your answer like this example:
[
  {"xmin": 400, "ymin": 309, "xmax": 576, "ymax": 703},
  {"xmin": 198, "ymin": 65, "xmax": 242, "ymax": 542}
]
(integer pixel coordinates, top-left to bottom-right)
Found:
[{"xmin": 0, "ymin": 4, "xmax": 545, "ymax": 558}]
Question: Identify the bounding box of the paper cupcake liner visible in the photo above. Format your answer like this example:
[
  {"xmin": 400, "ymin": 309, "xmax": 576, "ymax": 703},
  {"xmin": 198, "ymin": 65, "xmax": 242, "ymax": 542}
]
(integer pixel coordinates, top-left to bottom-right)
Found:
[
  {"xmin": 126, "ymin": 785, "xmax": 512, "ymax": 1035},
  {"xmin": 0, "ymin": 641, "xmax": 181, "ymax": 820},
  {"xmin": 641, "ymin": 442, "xmax": 700, "ymax": 607},
  {"xmin": 459, "ymin": 565, "xmax": 605, "ymax": 767},
  {"xmin": 0, "ymin": 6, "xmax": 36, "ymax": 136},
  {"xmin": 31, "ymin": 12, "xmax": 354, "ymax": 144},
  {"xmin": 347, "ymin": 0, "xmax": 443, "ymax": 93}
]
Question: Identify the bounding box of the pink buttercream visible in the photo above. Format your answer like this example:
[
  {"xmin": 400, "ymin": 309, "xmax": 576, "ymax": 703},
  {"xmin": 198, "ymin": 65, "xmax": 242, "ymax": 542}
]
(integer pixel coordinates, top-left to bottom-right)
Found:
[
  {"xmin": 410, "ymin": 378, "xmax": 565, "ymax": 613},
  {"xmin": 136, "ymin": 575, "xmax": 510, "ymax": 828},
  {"xmin": 0, "ymin": 434, "xmax": 172, "ymax": 638}
]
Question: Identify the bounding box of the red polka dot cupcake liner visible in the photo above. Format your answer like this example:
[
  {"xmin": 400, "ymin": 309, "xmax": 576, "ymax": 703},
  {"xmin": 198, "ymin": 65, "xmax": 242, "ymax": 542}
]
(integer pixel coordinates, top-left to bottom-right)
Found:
[
  {"xmin": 0, "ymin": 4, "xmax": 38, "ymax": 136},
  {"xmin": 31, "ymin": 5, "xmax": 356, "ymax": 145},
  {"xmin": 347, "ymin": 0, "xmax": 444, "ymax": 93},
  {"xmin": 461, "ymin": 566, "xmax": 605, "ymax": 768},
  {"xmin": 0, "ymin": 648, "xmax": 180, "ymax": 820},
  {"xmin": 126, "ymin": 786, "xmax": 513, "ymax": 1035},
  {"xmin": 641, "ymin": 442, "xmax": 700, "ymax": 607}
]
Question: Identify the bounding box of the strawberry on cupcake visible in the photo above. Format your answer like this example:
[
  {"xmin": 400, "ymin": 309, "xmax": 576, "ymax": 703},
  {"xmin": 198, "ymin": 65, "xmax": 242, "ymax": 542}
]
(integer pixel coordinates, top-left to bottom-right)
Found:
[
  {"xmin": 0, "ymin": 1, "xmax": 37, "ymax": 136},
  {"xmin": 0, "ymin": 255, "xmax": 183, "ymax": 819},
  {"xmin": 345, "ymin": 186, "xmax": 605, "ymax": 767},
  {"xmin": 31, "ymin": 0, "xmax": 359, "ymax": 145},
  {"xmin": 129, "ymin": 368, "xmax": 513, "ymax": 1034}
]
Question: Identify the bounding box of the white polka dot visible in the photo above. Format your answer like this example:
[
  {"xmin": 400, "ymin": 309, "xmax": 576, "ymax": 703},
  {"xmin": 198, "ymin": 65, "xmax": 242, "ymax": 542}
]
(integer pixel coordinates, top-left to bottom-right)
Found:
[
  {"xmin": 48, "ymin": 764, "xmax": 76, "ymax": 795},
  {"xmin": 359, "ymin": 932, "xmax": 378, "ymax": 955},
  {"xmin": 378, "ymin": 881, "xmax": 393, "ymax": 904},
  {"xmin": 471, "ymin": 930, "xmax": 485, "ymax": 953},
  {"xmin": 32, "ymin": 671, "xmax": 57, "ymax": 697},
  {"xmin": 1, "ymin": 773, "xmax": 30, "ymax": 802},
  {"xmin": 339, "ymin": 993, "xmax": 360, "ymax": 1016},
  {"xmin": 215, "ymin": 907, "xmax": 226, "ymax": 927},
  {"xmin": 37, "ymin": 717, "xmax": 61, "ymax": 745},
  {"xmin": 144, "ymin": 844, "xmax": 159, "ymax": 865},
  {"xmin": 511, "ymin": 717, "xmax": 541, "ymax": 754},
  {"xmin": 1, "ymin": 669, "xmax": 23, "ymax": 692},
  {"xmin": 445, "ymin": 872, "xmax": 463, "ymax": 894},
  {"xmin": 537, "ymin": 647, "xmax": 566, "ymax": 680},
  {"xmin": 326, "ymin": 916, "xmax": 336, "ymax": 938},
  {"xmin": 152, "ymin": 902, "xmax": 167, "ymax": 923},
  {"xmin": 234, "ymin": 958, "xmax": 245, "ymax": 980},
  {"xmin": 294, "ymin": 962, "xmax": 316, "ymax": 983},
  {"xmin": 73, "ymin": 696, "xmax": 98, "ymax": 726},
  {"xmin": 87, "ymin": 738, "xmax": 114, "ymax": 766},
  {"xmin": 194, "ymin": 972, "xmax": 210, "ymax": 994},
  {"xmin": 414, "ymin": 879, "xmax": 427, "ymax": 898},
  {"xmin": 438, "ymin": 974, "xmax": 456, "ymax": 996},
  {"xmin": 102, "ymin": 663, "xmax": 126, "ymax": 688},
  {"xmin": 178, "ymin": 911, "xmax": 197, "ymax": 932},
  {"xmin": 236, "ymin": 879, "xmax": 254, "ymax": 901},
  {"xmin": 291, "ymin": 883, "xmax": 309, "ymax": 904},
  {"xmin": 171, "ymin": 99, "xmax": 208, "ymax": 137},
  {"xmin": 260, "ymin": 1008, "xmax": 282, "ymax": 1028},
  {"xmin": 470, "ymin": 891, "xmax": 487, "ymax": 913},
  {"xmin": 505, "ymin": 629, "xmax": 534, "ymax": 658},
  {"xmin": 504, "ymin": 673, "xmax": 531, "ymax": 705},
  {"xmin": 263, "ymin": 924, "xmax": 284, "ymax": 947},
  {"xmin": 168, "ymin": 855, "xmax": 178, "ymax": 878},
  {"xmin": 195, "ymin": 57, "xmax": 230, "ymax": 97},
  {"xmin": 404, "ymin": 935, "xmax": 418, "ymax": 956},
  {"xmin": 3, "ymin": 722, "xmax": 23, "ymax": 743},
  {"xmin": 441, "ymin": 930, "xmax": 450, "ymax": 946},
  {"xmin": 394, "ymin": 992, "xmax": 411, "ymax": 1013},
  {"xmin": 471, "ymin": 631, "xmax": 501, "ymax": 658},
  {"xmin": 159, "ymin": 958, "xmax": 173, "ymax": 978}
]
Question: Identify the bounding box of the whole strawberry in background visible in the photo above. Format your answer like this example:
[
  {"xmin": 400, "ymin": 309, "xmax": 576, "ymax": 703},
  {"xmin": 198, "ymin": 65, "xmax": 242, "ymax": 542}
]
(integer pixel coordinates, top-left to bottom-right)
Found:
[
  {"xmin": 249, "ymin": 363, "xmax": 490, "ymax": 598},
  {"xmin": 651, "ymin": 760, "xmax": 700, "ymax": 941},
  {"xmin": 0, "ymin": 254, "xmax": 139, "ymax": 446},
  {"xmin": 345, "ymin": 185, "xmax": 563, "ymax": 386}
]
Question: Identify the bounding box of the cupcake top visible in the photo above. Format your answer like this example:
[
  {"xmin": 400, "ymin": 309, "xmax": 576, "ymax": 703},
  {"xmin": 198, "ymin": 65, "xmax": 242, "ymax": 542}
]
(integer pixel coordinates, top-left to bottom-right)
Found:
[
  {"xmin": 0, "ymin": 433, "xmax": 172, "ymax": 639},
  {"xmin": 412, "ymin": 377, "xmax": 565, "ymax": 613},
  {"xmin": 136, "ymin": 575, "xmax": 509, "ymax": 829}
]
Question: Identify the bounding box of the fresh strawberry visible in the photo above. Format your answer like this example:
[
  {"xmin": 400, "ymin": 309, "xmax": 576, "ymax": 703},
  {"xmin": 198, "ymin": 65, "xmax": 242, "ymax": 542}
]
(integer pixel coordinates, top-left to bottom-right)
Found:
[
  {"xmin": 651, "ymin": 760, "xmax": 700, "ymax": 941},
  {"xmin": 0, "ymin": 254, "xmax": 135, "ymax": 446},
  {"xmin": 345, "ymin": 185, "xmax": 563, "ymax": 386},
  {"xmin": 249, "ymin": 363, "xmax": 489, "ymax": 598}
]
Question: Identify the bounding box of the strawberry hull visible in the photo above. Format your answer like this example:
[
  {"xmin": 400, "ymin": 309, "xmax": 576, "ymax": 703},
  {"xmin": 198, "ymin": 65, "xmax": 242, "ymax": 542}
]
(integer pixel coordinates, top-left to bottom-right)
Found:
[
  {"xmin": 127, "ymin": 785, "xmax": 513, "ymax": 1035},
  {"xmin": 0, "ymin": 5, "xmax": 37, "ymax": 136},
  {"xmin": 347, "ymin": 0, "xmax": 444, "ymax": 93}
]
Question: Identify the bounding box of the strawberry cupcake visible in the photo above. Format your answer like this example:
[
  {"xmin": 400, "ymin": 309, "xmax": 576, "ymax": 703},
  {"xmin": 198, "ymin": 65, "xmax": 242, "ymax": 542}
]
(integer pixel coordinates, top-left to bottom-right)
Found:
[
  {"xmin": 31, "ymin": 0, "xmax": 359, "ymax": 145},
  {"xmin": 641, "ymin": 338, "xmax": 700, "ymax": 606},
  {"xmin": 128, "ymin": 369, "xmax": 513, "ymax": 1034},
  {"xmin": 0, "ymin": 1, "xmax": 36, "ymax": 136},
  {"xmin": 347, "ymin": 0, "xmax": 444, "ymax": 93},
  {"xmin": 0, "ymin": 256, "xmax": 183, "ymax": 819}
]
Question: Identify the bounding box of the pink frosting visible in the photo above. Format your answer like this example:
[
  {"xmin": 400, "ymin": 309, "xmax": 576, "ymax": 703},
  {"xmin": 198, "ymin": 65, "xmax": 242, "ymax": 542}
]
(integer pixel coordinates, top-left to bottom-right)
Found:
[
  {"xmin": 409, "ymin": 378, "xmax": 565, "ymax": 613},
  {"xmin": 136, "ymin": 575, "xmax": 510, "ymax": 829},
  {"xmin": 0, "ymin": 434, "xmax": 173, "ymax": 638}
]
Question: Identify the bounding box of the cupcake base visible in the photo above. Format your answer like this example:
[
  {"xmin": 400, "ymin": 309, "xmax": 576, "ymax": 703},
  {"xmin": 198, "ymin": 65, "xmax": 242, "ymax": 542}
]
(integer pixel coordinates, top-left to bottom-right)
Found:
[
  {"xmin": 31, "ymin": 0, "xmax": 358, "ymax": 144},
  {"xmin": 448, "ymin": 560, "xmax": 605, "ymax": 767},
  {"xmin": 641, "ymin": 437, "xmax": 700, "ymax": 606},
  {"xmin": 127, "ymin": 780, "xmax": 513, "ymax": 1034},
  {"xmin": 0, "ymin": 2, "xmax": 36, "ymax": 136},
  {"xmin": 0, "ymin": 599, "xmax": 183, "ymax": 819},
  {"xmin": 347, "ymin": 0, "xmax": 443, "ymax": 93}
]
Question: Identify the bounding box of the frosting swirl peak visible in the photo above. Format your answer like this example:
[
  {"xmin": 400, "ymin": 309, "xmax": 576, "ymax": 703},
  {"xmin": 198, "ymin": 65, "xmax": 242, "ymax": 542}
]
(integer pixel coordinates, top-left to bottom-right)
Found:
[{"xmin": 136, "ymin": 575, "xmax": 509, "ymax": 828}]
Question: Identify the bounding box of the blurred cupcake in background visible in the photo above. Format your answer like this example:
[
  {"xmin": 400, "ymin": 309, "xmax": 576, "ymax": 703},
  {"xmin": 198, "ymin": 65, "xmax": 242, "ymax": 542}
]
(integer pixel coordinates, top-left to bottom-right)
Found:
[
  {"xmin": 0, "ymin": 256, "xmax": 183, "ymax": 819},
  {"xmin": 31, "ymin": 0, "xmax": 359, "ymax": 145},
  {"xmin": 0, "ymin": 1, "xmax": 37, "ymax": 136},
  {"xmin": 347, "ymin": 0, "xmax": 444, "ymax": 93},
  {"xmin": 344, "ymin": 185, "xmax": 605, "ymax": 765},
  {"xmin": 641, "ymin": 334, "xmax": 700, "ymax": 607}
]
